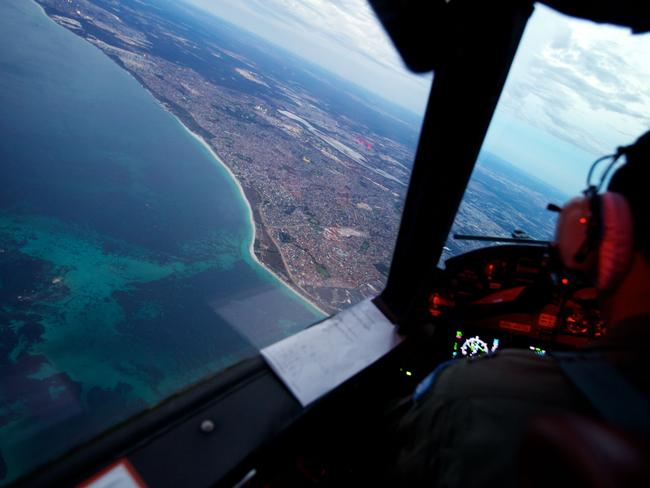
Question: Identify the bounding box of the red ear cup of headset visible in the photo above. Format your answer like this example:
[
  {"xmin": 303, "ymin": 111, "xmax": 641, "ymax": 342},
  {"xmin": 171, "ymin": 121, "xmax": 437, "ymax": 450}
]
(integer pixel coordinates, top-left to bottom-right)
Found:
[
  {"xmin": 555, "ymin": 191, "xmax": 634, "ymax": 292},
  {"xmin": 555, "ymin": 196, "xmax": 595, "ymax": 272},
  {"xmin": 598, "ymin": 192, "xmax": 634, "ymax": 292}
]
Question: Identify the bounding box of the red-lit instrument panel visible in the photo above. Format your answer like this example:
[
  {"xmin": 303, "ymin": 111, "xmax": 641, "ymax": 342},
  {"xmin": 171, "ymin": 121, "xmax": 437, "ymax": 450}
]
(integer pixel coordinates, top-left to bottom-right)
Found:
[{"xmin": 428, "ymin": 245, "xmax": 604, "ymax": 347}]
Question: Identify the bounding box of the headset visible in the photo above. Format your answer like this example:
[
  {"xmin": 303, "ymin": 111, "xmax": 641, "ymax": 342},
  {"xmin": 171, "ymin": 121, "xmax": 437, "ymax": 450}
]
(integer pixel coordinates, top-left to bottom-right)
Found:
[{"xmin": 554, "ymin": 146, "xmax": 635, "ymax": 293}]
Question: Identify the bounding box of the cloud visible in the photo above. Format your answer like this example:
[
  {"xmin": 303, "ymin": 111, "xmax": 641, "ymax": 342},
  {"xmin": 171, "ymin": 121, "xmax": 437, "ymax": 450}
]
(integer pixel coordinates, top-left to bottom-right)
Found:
[
  {"xmin": 550, "ymin": 24, "xmax": 572, "ymax": 50},
  {"xmin": 499, "ymin": 5, "xmax": 650, "ymax": 156},
  {"xmin": 228, "ymin": 0, "xmax": 403, "ymax": 71}
]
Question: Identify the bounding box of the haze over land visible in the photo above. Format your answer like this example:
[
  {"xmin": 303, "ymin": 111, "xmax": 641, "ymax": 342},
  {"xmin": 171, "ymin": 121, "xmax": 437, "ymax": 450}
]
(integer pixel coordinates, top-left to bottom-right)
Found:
[{"xmin": 185, "ymin": 0, "xmax": 433, "ymax": 115}]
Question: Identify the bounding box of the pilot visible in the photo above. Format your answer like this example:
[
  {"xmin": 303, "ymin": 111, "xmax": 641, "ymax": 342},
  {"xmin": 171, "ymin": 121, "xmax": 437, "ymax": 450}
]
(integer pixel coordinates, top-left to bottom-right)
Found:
[{"xmin": 389, "ymin": 129, "xmax": 650, "ymax": 487}]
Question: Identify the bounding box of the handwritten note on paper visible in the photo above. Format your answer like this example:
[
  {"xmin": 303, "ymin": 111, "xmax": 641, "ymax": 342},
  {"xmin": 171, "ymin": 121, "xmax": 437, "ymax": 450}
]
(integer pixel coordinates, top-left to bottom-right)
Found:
[{"xmin": 261, "ymin": 299, "xmax": 402, "ymax": 406}]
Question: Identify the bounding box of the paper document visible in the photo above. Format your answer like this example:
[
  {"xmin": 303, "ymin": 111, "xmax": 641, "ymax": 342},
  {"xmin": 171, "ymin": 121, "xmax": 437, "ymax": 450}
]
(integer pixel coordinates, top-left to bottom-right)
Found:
[{"xmin": 261, "ymin": 299, "xmax": 402, "ymax": 406}]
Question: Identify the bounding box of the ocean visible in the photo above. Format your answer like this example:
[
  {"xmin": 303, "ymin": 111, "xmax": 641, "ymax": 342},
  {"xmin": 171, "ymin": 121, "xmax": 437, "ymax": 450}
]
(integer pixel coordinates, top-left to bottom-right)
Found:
[{"xmin": 0, "ymin": 0, "xmax": 323, "ymax": 483}]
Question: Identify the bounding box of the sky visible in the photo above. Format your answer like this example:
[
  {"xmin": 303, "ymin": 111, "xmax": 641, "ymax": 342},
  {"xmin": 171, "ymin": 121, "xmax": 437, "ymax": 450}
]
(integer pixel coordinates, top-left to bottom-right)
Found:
[
  {"xmin": 185, "ymin": 1, "xmax": 650, "ymax": 194},
  {"xmin": 488, "ymin": 5, "xmax": 650, "ymax": 194},
  {"xmin": 184, "ymin": 0, "xmax": 433, "ymax": 115}
]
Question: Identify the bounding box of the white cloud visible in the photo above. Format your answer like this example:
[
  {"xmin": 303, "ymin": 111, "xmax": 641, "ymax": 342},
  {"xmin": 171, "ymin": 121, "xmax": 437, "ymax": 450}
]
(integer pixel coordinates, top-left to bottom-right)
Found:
[{"xmin": 500, "ymin": 4, "xmax": 650, "ymax": 156}]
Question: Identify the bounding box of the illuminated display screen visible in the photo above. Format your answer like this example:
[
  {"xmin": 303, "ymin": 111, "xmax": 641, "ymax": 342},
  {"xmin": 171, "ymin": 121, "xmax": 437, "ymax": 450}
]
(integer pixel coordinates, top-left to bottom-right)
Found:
[
  {"xmin": 452, "ymin": 329, "xmax": 500, "ymax": 358},
  {"xmin": 528, "ymin": 346, "xmax": 547, "ymax": 356},
  {"xmin": 451, "ymin": 329, "xmax": 548, "ymax": 358}
]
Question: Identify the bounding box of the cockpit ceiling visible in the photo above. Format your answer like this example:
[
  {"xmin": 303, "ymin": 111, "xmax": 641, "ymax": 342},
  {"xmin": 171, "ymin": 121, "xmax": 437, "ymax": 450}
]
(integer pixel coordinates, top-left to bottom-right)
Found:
[{"xmin": 369, "ymin": 0, "xmax": 649, "ymax": 73}]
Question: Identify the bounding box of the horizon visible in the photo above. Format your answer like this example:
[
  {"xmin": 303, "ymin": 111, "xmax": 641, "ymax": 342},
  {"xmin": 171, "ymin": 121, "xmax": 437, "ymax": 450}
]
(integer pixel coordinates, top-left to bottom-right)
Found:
[
  {"xmin": 184, "ymin": 1, "xmax": 649, "ymax": 179},
  {"xmin": 182, "ymin": 0, "xmax": 432, "ymax": 116}
]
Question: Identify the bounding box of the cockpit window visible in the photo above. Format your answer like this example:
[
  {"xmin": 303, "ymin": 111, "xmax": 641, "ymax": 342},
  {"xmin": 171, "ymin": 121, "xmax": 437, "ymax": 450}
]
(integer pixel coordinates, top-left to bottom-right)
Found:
[
  {"xmin": 441, "ymin": 4, "xmax": 650, "ymax": 264},
  {"xmin": 0, "ymin": 0, "xmax": 429, "ymax": 483}
]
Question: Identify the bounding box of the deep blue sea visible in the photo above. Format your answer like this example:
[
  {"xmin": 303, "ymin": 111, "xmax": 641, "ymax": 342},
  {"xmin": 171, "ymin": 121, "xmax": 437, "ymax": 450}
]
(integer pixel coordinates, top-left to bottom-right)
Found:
[{"xmin": 0, "ymin": 0, "xmax": 322, "ymax": 483}]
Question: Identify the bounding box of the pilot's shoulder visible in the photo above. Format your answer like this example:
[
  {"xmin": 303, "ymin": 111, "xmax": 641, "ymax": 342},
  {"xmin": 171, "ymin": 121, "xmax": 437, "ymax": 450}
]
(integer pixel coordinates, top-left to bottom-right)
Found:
[{"xmin": 435, "ymin": 349, "xmax": 574, "ymax": 404}]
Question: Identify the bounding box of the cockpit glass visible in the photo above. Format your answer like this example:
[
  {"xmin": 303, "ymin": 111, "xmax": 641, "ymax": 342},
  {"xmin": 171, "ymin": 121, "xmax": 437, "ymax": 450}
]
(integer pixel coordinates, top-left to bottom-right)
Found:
[
  {"xmin": 0, "ymin": 0, "xmax": 429, "ymax": 483},
  {"xmin": 441, "ymin": 4, "xmax": 650, "ymax": 264}
]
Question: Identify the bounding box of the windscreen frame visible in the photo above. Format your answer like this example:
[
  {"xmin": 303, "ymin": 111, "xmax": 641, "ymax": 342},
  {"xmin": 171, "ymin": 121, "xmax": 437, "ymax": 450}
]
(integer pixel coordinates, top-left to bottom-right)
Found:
[{"xmin": 12, "ymin": 2, "xmax": 537, "ymax": 486}]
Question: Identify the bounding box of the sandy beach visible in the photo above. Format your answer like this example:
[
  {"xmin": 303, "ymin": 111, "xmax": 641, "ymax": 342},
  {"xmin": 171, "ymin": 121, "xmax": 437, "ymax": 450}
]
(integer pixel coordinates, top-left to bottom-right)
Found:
[{"xmin": 176, "ymin": 117, "xmax": 328, "ymax": 317}]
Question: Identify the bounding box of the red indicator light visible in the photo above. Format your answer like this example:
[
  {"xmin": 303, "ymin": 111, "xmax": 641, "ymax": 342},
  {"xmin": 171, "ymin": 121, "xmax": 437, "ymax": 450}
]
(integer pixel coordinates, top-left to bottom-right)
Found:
[
  {"xmin": 428, "ymin": 293, "xmax": 454, "ymax": 317},
  {"xmin": 561, "ymin": 278, "xmax": 569, "ymax": 285},
  {"xmin": 428, "ymin": 293, "xmax": 441, "ymax": 317},
  {"xmin": 579, "ymin": 217, "xmax": 588, "ymax": 225}
]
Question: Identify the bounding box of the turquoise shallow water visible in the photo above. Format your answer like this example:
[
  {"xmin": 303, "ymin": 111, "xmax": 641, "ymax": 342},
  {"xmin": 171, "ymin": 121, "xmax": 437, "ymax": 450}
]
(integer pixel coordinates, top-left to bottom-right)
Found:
[{"xmin": 0, "ymin": 0, "xmax": 323, "ymax": 483}]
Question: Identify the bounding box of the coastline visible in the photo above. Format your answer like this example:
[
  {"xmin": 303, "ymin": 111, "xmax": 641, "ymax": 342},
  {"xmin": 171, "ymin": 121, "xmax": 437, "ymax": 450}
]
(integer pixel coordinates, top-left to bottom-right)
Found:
[
  {"xmin": 32, "ymin": 0, "xmax": 328, "ymax": 318},
  {"xmin": 176, "ymin": 118, "xmax": 328, "ymax": 318}
]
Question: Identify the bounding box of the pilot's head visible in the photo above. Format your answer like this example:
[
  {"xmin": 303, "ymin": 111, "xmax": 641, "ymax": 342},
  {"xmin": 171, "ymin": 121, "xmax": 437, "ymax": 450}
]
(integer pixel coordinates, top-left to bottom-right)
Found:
[{"xmin": 555, "ymin": 130, "xmax": 650, "ymax": 296}]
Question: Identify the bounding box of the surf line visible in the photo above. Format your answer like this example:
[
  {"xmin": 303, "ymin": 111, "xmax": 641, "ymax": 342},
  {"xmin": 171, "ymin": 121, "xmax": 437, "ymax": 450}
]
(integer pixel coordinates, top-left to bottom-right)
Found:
[{"xmin": 174, "ymin": 117, "xmax": 327, "ymax": 318}]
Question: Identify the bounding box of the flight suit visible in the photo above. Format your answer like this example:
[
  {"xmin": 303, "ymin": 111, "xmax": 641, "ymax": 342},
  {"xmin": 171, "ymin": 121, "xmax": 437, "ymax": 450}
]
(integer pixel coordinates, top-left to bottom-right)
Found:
[{"xmin": 390, "ymin": 316, "xmax": 650, "ymax": 488}]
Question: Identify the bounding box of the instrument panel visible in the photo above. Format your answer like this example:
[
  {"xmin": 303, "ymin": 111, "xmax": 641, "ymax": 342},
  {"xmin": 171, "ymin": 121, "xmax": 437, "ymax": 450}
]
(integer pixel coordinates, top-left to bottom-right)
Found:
[{"xmin": 428, "ymin": 245, "xmax": 605, "ymax": 355}]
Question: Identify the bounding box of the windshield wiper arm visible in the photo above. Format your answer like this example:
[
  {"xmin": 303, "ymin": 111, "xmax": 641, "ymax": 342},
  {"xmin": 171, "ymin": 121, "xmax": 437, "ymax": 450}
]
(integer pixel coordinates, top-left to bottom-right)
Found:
[{"xmin": 453, "ymin": 233, "xmax": 550, "ymax": 246}]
